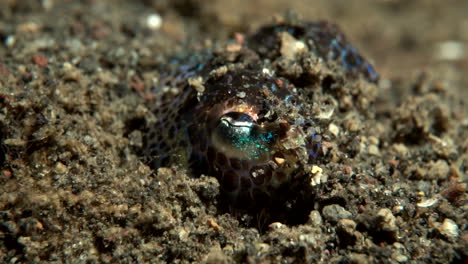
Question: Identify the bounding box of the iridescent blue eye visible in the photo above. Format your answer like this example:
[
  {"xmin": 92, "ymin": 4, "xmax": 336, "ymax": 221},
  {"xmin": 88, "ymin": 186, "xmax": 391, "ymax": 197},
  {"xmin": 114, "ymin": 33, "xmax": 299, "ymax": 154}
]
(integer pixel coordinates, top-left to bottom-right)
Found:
[{"xmin": 213, "ymin": 112, "xmax": 276, "ymax": 160}]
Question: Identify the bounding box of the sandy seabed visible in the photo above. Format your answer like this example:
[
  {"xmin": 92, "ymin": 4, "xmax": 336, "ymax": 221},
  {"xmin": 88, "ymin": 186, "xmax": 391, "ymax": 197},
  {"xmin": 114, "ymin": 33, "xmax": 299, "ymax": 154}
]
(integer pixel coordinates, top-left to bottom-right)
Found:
[{"xmin": 0, "ymin": 0, "xmax": 466, "ymax": 263}]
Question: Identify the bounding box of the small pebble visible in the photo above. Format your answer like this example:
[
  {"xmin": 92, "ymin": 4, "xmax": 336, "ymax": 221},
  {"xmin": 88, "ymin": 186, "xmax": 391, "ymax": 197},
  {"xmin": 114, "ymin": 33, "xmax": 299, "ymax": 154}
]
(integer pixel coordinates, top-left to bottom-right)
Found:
[
  {"xmin": 209, "ymin": 65, "xmax": 228, "ymax": 79},
  {"xmin": 394, "ymin": 254, "xmax": 408, "ymax": 263},
  {"xmin": 440, "ymin": 183, "xmax": 466, "ymax": 203},
  {"xmin": 207, "ymin": 218, "xmax": 220, "ymax": 231},
  {"xmin": 368, "ymin": 145, "xmax": 380, "ymax": 156},
  {"xmin": 226, "ymin": 43, "xmax": 242, "ymax": 53},
  {"xmin": 279, "ymin": 32, "xmax": 308, "ymax": 58},
  {"xmin": 328, "ymin": 123, "xmax": 339, "ymax": 137},
  {"xmin": 205, "ymin": 244, "xmax": 230, "ymax": 264},
  {"xmin": 146, "ymin": 13, "xmax": 162, "ymax": 30},
  {"xmin": 438, "ymin": 218, "xmax": 458, "ymax": 239},
  {"xmin": 322, "ymin": 204, "xmax": 352, "ymax": 224},
  {"xmin": 236, "ymin": 91, "xmax": 246, "ymax": 98},
  {"xmin": 269, "ymin": 222, "xmax": 286, "ymax": 229},
  {"xmin": 299, "ymin": 234, "xmax": 317, "ymax": 245},
  {"xmin": 427, "ymin": 160, "xmax": 450, "ymax": 180},
  {"xmin": 62, "ymin": 62, "xmax": 80, "ymax": 81},
  {"xmin": 0, "ymin": 65, "xmax": 9, "ymax": 76},
  {"xmin": 392, "ymin": 143, "xmax": 408, "ymax": 156},
  {"xmin": 308, "ymin": 210, "xmax": 323, "ymax": 227},
  {"xmin": 18, "ymin": 22, "xmax": 41, "ymax": 33},
  {"xmin": 262, "ymin": 68, "xmax": 273, "ymax": 76},
  {"xmin": 435, "ymin": 41, "xmax": 465, "ymax": 61},
  {"xmin": 274, "ymin": 157, "xmax": 285, "ymax": 165},
  {"xmin": 2, "ymin": 170, "xmax": 12, "ymax": 179},
  {"xmin": 346, "ymin": 120, "xmax": 360, "ymax": 132},
  {"xmin": 32, "ymin": 55, "xmax": 48, "ymax": 67},
  {"xmin": 4, "ymin": 138, "xmax": 27, "ymax": 147},
  {"xmin": 338, "ymin": 219, "xmax": 357, "ymax": 230},
  {"xmin": 255, "ymin": 243, "xmax": 270, "ymax": 254},
  {"xmin": 311, "ymin": 165, "xmax": 322, "ymax": 174},
  {"xmin": 188, "ymin": 76, "xmax": 205, "ymax": 93},
  {"xmin": 337, "ymin": 219, "xmax": 358, "ymax": 246},
  {"xmin": 42, "ymin": 0, "xmax": 54, "ymax": 10},
  {"xmin": 5, "ymin": 35, "xmax": 15, "ymax": 47},
  {"xmin": 346, "ymin": 253, "xmax": 369, "ymax": 264},
  {"xmin": 54, "ymin": 162, "xmax": 68, "ymax": 174},
  {"xmin": 376, "ymin": 208, "xmax": 397, "ymax": 232},
  {"xmin": 310, "ymin": 165, "xmax": 326, "ymax": 186}
]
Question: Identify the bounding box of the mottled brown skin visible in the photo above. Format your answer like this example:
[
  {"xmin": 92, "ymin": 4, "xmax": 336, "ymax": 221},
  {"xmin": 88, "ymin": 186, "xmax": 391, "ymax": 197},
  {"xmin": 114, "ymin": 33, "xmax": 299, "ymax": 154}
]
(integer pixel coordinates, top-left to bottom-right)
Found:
[{"xmin": 143, "ymin": 19, "xmax": 377, "ymax": 208}]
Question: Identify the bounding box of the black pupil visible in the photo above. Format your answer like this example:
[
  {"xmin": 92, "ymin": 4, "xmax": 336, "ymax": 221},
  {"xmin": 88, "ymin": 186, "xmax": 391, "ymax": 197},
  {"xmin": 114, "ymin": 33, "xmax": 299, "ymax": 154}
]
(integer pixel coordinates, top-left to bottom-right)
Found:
[{"xmin": 222, "ymin": 112, "xmax": 255, "ymax": 125}]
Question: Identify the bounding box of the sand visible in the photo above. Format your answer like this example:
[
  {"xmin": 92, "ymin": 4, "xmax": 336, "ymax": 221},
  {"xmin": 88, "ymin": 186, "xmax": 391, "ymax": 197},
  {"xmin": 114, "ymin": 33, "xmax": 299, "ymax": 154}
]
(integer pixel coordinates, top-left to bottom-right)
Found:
[{"xmin": 0, "ymin": 0, "xmax": 466, "ymax": 263}]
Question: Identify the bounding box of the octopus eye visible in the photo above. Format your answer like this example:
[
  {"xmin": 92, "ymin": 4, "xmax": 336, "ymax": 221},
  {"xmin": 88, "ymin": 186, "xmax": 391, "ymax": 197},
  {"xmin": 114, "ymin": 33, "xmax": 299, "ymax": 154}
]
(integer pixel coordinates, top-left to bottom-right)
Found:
[
  {"xmin": 213, "ymin": 112, "xmax": 276, "ymax": 160},
  {"xmin": 219, "ymin": 112, "xmax": 255, "ymax": 137}
]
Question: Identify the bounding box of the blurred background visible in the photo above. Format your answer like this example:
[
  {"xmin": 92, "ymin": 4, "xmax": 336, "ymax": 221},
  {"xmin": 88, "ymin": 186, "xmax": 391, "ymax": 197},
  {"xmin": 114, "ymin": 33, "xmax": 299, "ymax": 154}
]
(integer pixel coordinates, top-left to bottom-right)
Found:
[{"xmin": 1, "ymin": 0, "xmax": 467, "ymax": 92}]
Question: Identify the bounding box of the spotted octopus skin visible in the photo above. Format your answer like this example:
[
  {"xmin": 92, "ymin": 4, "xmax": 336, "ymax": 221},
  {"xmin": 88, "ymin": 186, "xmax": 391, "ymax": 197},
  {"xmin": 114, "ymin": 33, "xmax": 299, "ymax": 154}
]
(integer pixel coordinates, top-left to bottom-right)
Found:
[{"xmin": 143, "ymin": 20, "xmax": 378, "ymax": 207}]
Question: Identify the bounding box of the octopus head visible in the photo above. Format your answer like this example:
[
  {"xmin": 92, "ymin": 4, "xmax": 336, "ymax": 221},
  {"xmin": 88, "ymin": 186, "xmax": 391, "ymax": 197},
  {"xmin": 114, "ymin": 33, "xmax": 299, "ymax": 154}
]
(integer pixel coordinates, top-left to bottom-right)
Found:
[{"xmin": 190, "ymin": 69, "xmax": 320, "ymax": 205}]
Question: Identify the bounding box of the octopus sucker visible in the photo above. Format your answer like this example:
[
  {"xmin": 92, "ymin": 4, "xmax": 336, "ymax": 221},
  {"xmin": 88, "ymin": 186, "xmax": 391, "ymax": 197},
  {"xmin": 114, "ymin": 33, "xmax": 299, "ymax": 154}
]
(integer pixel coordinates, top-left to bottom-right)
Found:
[{"xmin": 143, "ymin": 18, "xmax": 378, "ymax": 208}]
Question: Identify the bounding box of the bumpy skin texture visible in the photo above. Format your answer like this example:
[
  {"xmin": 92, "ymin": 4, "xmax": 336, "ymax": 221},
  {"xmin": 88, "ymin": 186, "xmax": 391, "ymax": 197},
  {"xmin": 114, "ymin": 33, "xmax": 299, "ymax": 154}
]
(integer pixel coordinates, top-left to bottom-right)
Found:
[{"xmin": 143, "ymin": 19, "xmax": 378, "ymax": 207}]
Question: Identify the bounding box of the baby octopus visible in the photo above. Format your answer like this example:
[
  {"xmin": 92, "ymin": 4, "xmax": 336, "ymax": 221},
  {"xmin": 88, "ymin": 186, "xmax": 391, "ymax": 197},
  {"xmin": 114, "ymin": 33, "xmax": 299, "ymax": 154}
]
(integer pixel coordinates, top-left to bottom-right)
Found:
[{"xmin": 143, "ymin": 18, "xmax": 378, "ymax": 207}]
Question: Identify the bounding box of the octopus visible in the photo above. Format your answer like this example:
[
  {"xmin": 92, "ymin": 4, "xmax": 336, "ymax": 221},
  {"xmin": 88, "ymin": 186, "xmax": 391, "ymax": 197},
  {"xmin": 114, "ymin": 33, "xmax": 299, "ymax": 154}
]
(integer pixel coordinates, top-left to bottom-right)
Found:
[{"xmin": 143, "ymin": 18, "xmax": 378, "ymax": 208}]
